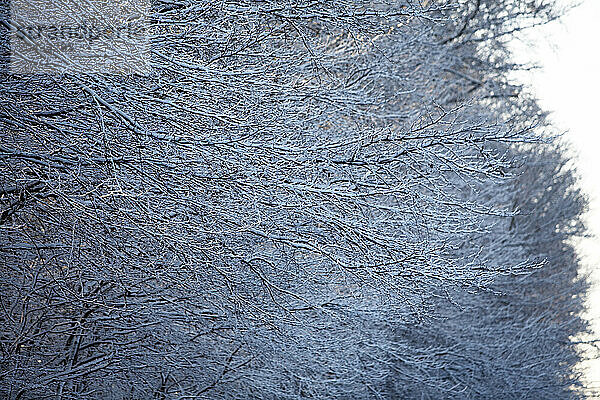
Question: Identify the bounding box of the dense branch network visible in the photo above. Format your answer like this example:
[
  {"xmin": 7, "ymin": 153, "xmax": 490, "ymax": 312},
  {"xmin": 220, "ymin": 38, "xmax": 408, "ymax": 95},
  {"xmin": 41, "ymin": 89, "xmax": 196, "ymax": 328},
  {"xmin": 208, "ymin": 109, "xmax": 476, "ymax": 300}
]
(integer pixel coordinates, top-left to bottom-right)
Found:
[{"xmin": 0, "ymin": 1, "xmax": 589, "ymax": 399}]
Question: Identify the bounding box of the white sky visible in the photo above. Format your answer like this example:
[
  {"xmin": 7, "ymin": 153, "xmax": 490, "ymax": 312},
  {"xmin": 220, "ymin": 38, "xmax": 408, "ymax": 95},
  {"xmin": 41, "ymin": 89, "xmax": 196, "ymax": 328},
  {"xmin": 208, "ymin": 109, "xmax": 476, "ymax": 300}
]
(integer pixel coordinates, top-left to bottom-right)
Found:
[{"xmin": 511, "ymin": 0, "xmax": 600, "ymax": 390}]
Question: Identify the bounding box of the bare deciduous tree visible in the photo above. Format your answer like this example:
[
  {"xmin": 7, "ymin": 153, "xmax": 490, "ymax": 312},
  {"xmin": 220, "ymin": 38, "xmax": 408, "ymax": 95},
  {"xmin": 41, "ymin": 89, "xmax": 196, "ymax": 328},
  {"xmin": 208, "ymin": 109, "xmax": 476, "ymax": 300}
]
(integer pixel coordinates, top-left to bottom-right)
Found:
[{"xmin": 0, "ymin": 0, "xmax": 589, "ymax": 399}]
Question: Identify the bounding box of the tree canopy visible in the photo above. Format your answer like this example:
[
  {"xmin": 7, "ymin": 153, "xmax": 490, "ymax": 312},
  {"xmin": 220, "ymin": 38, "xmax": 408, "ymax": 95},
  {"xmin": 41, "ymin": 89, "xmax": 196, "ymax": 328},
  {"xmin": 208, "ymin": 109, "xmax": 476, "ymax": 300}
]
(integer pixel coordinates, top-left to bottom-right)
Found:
[{"xmin": 0, "ymin": 0, "xmax": 590, "ymax": 399}]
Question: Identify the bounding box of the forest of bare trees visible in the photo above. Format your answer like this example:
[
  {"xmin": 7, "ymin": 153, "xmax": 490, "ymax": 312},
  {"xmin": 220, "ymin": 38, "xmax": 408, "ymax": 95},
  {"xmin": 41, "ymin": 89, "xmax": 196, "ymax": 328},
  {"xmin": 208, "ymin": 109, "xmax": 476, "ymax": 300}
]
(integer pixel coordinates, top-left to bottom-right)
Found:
[{"xmin": 0, "ymin": 0, "xmax": 592, "ymax": 398}]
